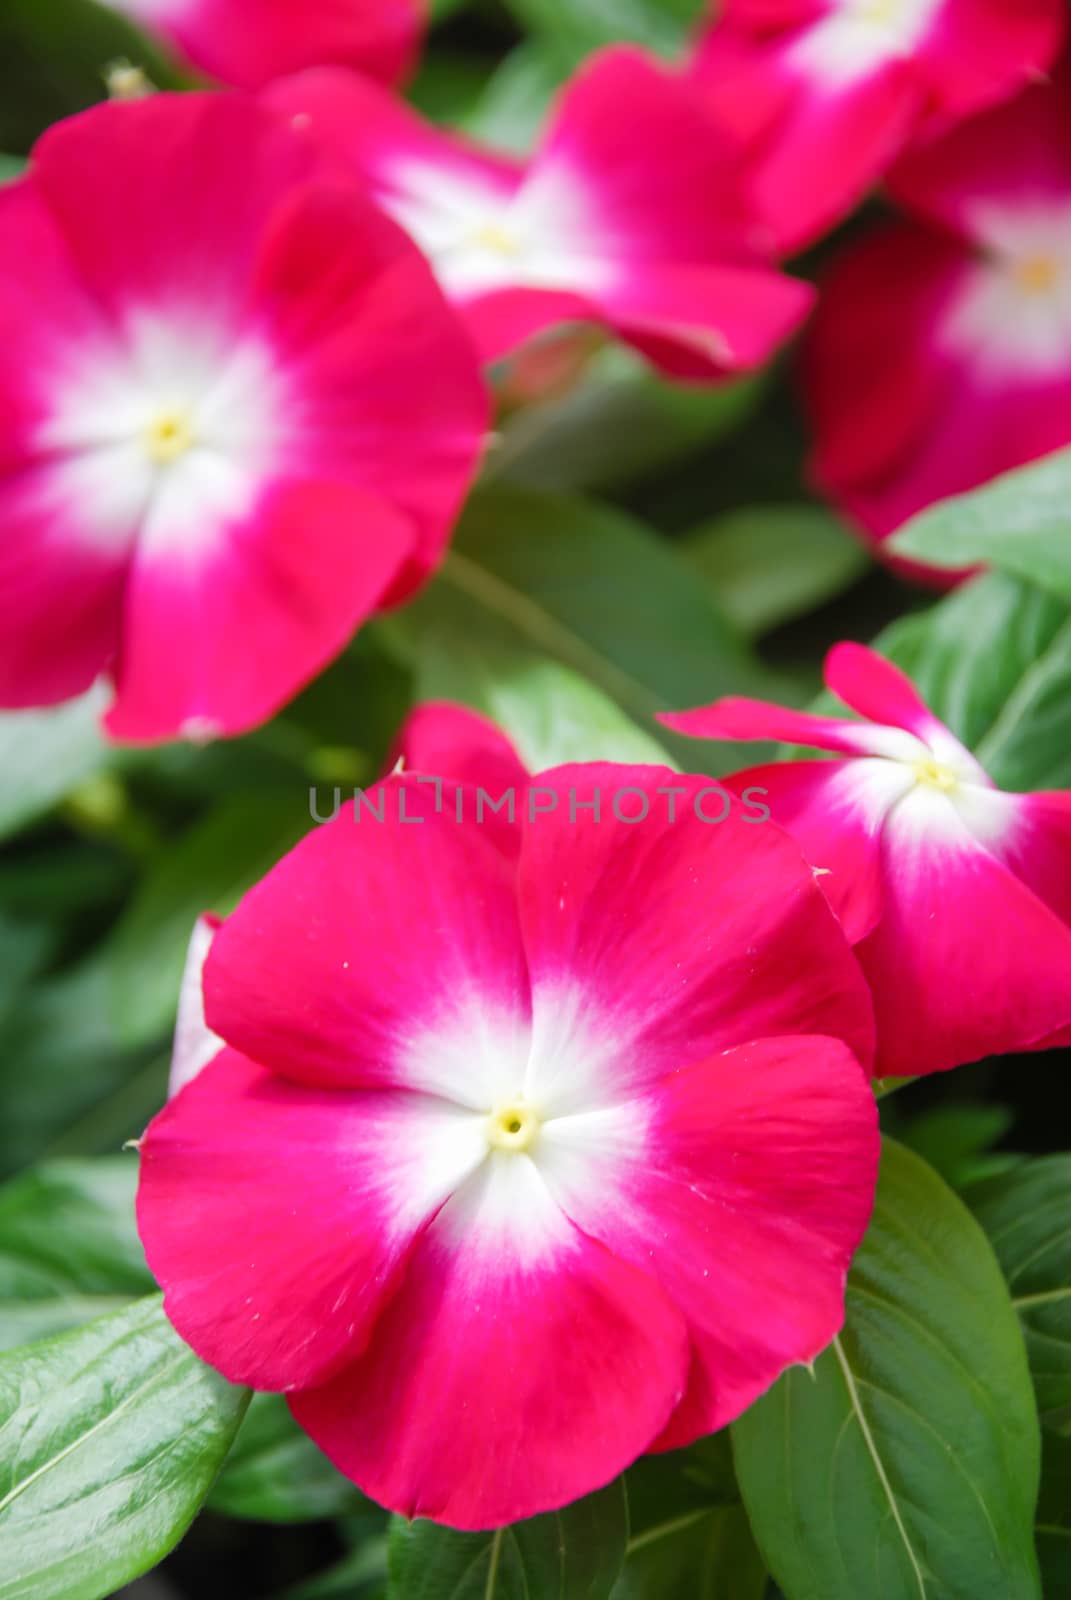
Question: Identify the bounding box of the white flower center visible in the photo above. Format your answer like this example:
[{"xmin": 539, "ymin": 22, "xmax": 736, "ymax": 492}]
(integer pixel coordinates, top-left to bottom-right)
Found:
[
  {"xmin": 790, "ymin": 0, "xmax": 943, "ymax": 86},
  {"xmin": 37, "ymin": 309, "xmax": 294, "ymax": 560},
  {"xmin": 941, "ymin": 201, "xmax": 1071, "ymax": 382}
]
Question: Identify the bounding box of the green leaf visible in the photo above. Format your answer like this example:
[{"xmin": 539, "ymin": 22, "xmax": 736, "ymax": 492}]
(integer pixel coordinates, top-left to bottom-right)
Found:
[
  {"xmin": 1037, "ymin": 1434, "xmax": 1071, "ymax": 1593},
  {"xmin": 0, "ymin": 1295, "xmax": 249, "ymax": 1600},
  {"xmin": 491, "ymin": 347, "xmax": 763, "ymax": 497},
  {"xmin": 968, "ymin": 1156, "xmax": 1071, "ymax": 1435},
  {"xmin": 875, "ymin": 572, "xmax": 1071, "ymax": 790},
  {"xmin": 0, "ymin": 0, "xmax": 183, "ymax": 151},
  {"xmin": 428, "ymin": 483, "xmax": 764, "ymax": 720},
  {"xmin": 0, "ymin": 154, "xmax": 25, "ymax": 182},
  {"xmin": 386, "ymin": 1478, "xmax": 628, "ymax": 1599},
  {"xmin": 498, "ymin": 0, "xmax": 704, "ymax": 67},
  {"xmin": 615, "ymin": 1438, "xmax": 766, "ymax": 1599},
  {"xmin": 210, "ymin": 1393, "xmax": 367, "ymax": 1524},
  {"xmin": 0, "ymin": 1158, "xmax": 151, "ymax": 1351},
  {"xmin": 104, "ymin": 792, "xmax": 308, "ymax": 1048},
  {"xmin": 895, "ymin": 1102, "xmax": 1019, "ymax": 1191},
  {"xmin": 463, "ymin": 42, "xmax": 567, "ymax": 154},
  {"xmin": 0, "ymin": 957, "xmax": 164, "ymax": 1180},
  {"xmin": 889, "ymin": 447, "xmax": 1071, "ymax": 597},
  {"xmin": 733, "ymin": 1138, "xmax": 1042, "ymax": 1600},
  {"xmin": 681, "ymin": 504, "xmax": 870, "ymax": 638},
  {"xmin": 0, "ymin": 689, "xmax": 111, "ymax": 843}
]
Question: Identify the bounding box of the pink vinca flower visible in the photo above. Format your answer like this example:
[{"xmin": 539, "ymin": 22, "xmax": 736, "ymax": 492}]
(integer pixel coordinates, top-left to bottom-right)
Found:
[
  {"xmin": 662, "ymin": 644, "xmax": 1071, "ymax": 1079},
  {"xmin": 138, "ymin": 764, "xmax": 879, "ymax": 1528},
  {"xmin": 806, "ymin": 59, "xmax": 1071, "ymax": 560},
  {"xmin": 0, "ymin": 94, "xmax": 487, "ymax": 743},
  {"xmin": 693, "ymin": 0, "xmax": 1064, "ymax": 253},
  {"xmin": 112, "ymin": 0, "xmax": 423, "ymax": 90},
  {"xmin": 265, "ymin": 47, "xmax": 814, "ymax": 377}
]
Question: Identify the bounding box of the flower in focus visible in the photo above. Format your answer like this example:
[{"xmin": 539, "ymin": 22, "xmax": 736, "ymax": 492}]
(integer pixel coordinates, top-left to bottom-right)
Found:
[
  {"xmin": 265, "ymin": 47, "xmax": 814, "ymax": 376},
  {"xmin": 138, "ymin": 763, "xmax": 879, "ymax": 1528},
  {"xmin": 693, "ymin": 0, "xmax": 1064, "ymax": 253},
  {"xmin": 111, "ymin": 0, "xmax": 423, "ymax": 90},
  {"xmin": 662, "ymin": 643, "xmax": 1071, "ymax": 1079},
  {"xmin": 806, "ymin": 62, "xmax": 1071, "ymax": 560},
  {"xmin": 0, "ymin": 93, "xmax": 488, "ymax": 743}
]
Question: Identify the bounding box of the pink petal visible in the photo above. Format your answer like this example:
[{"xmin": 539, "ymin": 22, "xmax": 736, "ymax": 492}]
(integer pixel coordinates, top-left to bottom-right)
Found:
[
  {"xmin": 462, "ymin": 289, "xmax": 597, "ymax": 367},
  {"xmin": 204, "ymin": 777, "xmax": 531, "ymax": 1098},
  {"xmin": 535, "ymin": 46, "xmax": 760, "ymax": 260},
  {"xmin": 824, "ymin": 642, "xmax": 978, "ymax": 771},
  {"xmin": 917, "ymin": 0, "xmax": 1066, "ymax": 133},
  {"xmin": 149, "ymin": 0, "xmax": 423, "ymax": 91},
  {"xmin": 516, "ymin": 764, "xmax": 875, "ymax": 1088},
  {"xmin": 249, "ymin": 178, "xmax": 489, "ymax": 607},
  {"xmin": 697, "ymin": 21, "xmax": 923, "ymax": 252},
  {"xmin": 858, "ymin": 799, "xmax": 1071, "ymax": 1077},
  {"xmin": 264, "ymin": 65, "xmax": 524, "ymax": 234},
  {"xmin": 0, "ymin": 466, "xmax": 127, "ymax": 708},
  {"xmin": 804, "ymin": 221, "xmax": 969, "ymax": 537},
  {"xmin": 390, "ymin": 702, "xmax": 529, "ymax": 791},
  {"xmin": 290, "ymin": 1152, "xmax": 690, "ymax": 1527},
  {"xmin": 137, "ymin": 1048, "xmax": 488, "ymax": 1389},
  {"xmin": 725, "ymin": 758, "xmax": 910, "ymax": 943},
  {"xmin": 659, "ymin": 697, "xmax": 915, "ymax": 759},
  {"xmin": 169, "ymin": 914, "xmax": 225, "ymax": 1099},
  {"xmin": 986, "ymin": 789, "xmax": 1071, "ymax": 928},
  {"xmin": 30, "ymin": 94, "xmax": 318, "ymax": 315},
  {"xmin": 105, "ymin": 481, "xmax": 412, "ymax": 742},
  {"xmin": 595, "ymin": 262, "xmax": 814, "ymax": 381},
  {"xmin": 893, "ymin": 44, "xmax": 1071, "ymax": 232},
  {"xmin": 537, "ymin": 1034, "xmax": 878, "ymax": 1446}
]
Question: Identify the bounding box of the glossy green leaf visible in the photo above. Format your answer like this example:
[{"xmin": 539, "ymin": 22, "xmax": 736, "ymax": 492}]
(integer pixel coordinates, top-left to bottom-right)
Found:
[
  {"xmin": 890, "ymin": 448, "xmax": 1071, "ymax": 597},
  {"xmin": 386, "ymin": 1479, "xmax": 628, "ymax": 1599},
  {"xmin": 0, "ymin": 1295, "xmax": 249, "ymax": 1600},
  {"xmin": 969, "ymin": 1156, "xmax": 1071, "ymax": 1434},
  {"xmin": 733, "ymin": 1139, "xmax": 1042, "ymax": 1600},
  {"xmin": 0, "ymin": 1158, "xmax": 150, "ymax": 1350},
  {"xmin": 682, "ymin": 504, "xmax": 870, "ymax": 638},
  {"xmin": 210, "ymin": 1393, "xmax": 367, "ymax": 1524},
  {"xmin": 0, "ymin": 688, "xmax": 111, "ymax": 843},
  {"xmin": 876, "ymin": 572, "xmax": 1071, "ymax": 790},
  {"xmin": 104, "ymin": 792, "xmax": 308, "ymax": 1048}
]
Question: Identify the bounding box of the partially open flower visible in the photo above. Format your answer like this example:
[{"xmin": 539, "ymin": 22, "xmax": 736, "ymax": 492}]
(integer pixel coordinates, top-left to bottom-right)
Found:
[
  {"xmin": 111, "ymin": 0, "xmax": 424, "ymax": 91},
  {"xmin": 0, "ymin": 93, "xmax": 487, "ymax": 742},
  {"xmin": 266, "ymin": 47, "xmax": 814, "ymax": 377},
  {"xmin": 663, "ymin": 643, "xmax": 1071, "ymax": 1078},
  {"xmin": 138, "ymin": 763, "xmax": 879, "ymax": 1529}
]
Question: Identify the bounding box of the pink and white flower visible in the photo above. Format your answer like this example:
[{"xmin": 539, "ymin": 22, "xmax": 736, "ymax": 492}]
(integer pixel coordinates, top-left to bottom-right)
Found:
[
  {"xmin": 662, "ymin": 643, "xmax": 1071, "ymax": 1079},
  {"xmin": 137, "ymin": 763, "xmax": 879, "ymax": 1528},
  {"xmin": 806, "ymin": 61, "xmax": 1071, "ymax": 557},
  {"xmin": 111, "ymin": 0, "xmax": 423, "ymax": 90},
  {"xmin": 0, "ymin": 93, "xmax": 487, "ymax": 743},
  {"xmin": 265, "ymin": 47, "xmax": 814, "ymax": 376},
  {"xmin": 693, "ymin": 0, "xmax": 1064, "ymax": 252}
]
